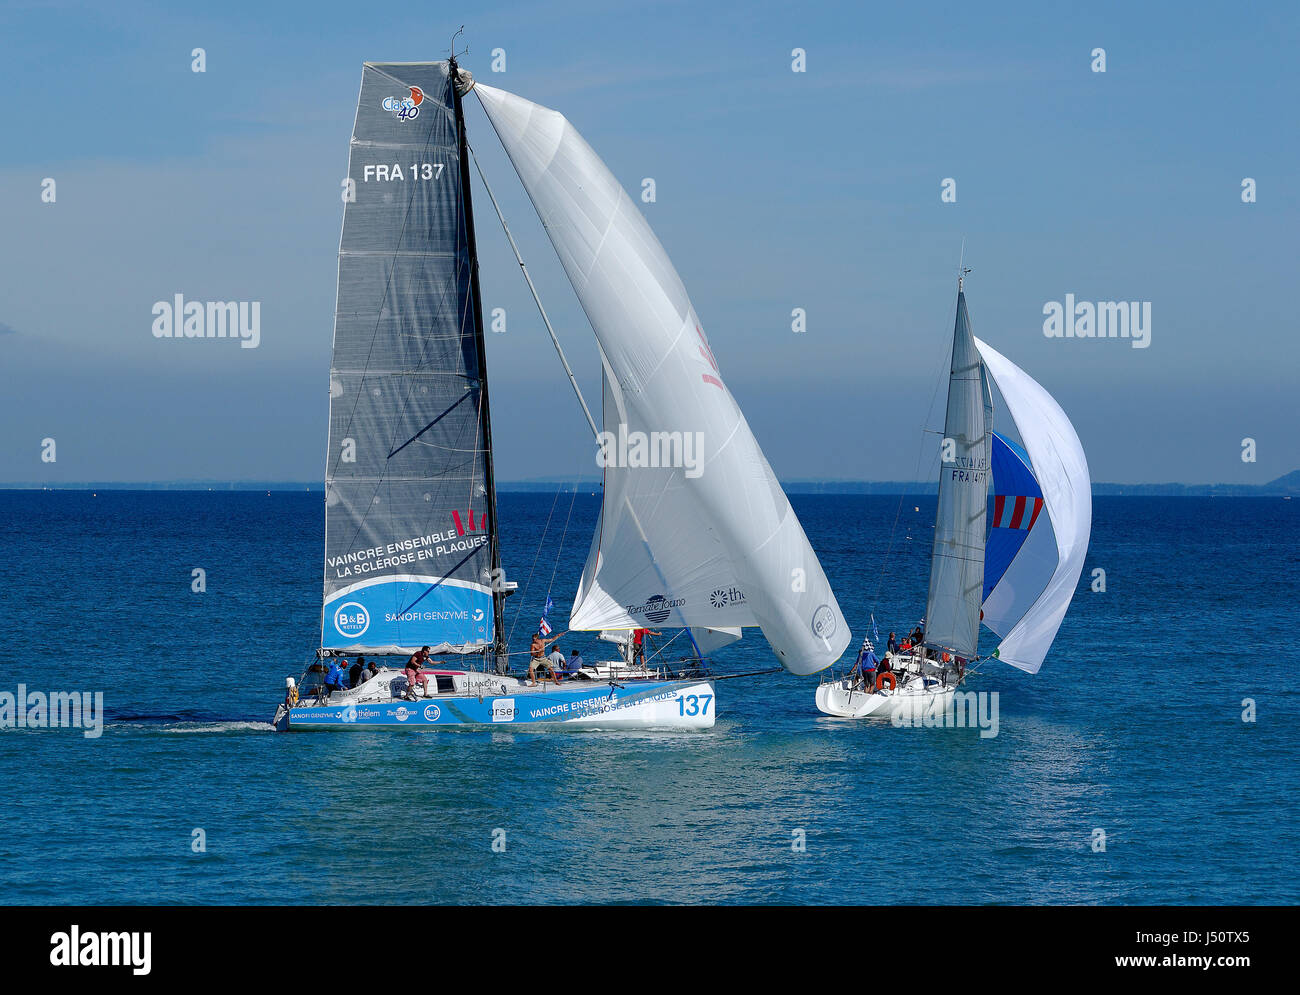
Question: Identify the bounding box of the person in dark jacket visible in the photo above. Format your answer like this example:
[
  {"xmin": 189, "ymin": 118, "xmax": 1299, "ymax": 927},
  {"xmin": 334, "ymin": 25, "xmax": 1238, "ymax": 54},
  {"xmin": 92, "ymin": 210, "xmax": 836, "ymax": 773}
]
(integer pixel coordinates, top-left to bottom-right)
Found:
[{"xmin": 349, "ymin": 656, "xmax": 365, "ymax": 688}]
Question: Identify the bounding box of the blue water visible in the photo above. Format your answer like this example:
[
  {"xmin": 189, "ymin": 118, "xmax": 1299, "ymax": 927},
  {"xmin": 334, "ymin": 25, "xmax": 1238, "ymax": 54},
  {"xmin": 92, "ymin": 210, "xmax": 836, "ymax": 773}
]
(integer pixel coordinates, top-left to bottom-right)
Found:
[{"xmin": 0, "ymin": 491, "xmax": 1295, "ymax": 904}]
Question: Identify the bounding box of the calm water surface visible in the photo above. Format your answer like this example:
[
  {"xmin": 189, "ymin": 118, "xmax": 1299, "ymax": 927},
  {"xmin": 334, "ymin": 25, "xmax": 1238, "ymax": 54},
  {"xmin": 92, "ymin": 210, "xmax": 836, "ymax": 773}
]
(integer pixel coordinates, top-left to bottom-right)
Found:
[{"xmin": 0, "ymin": 491, "xmax": 1294, "ymax": 904}]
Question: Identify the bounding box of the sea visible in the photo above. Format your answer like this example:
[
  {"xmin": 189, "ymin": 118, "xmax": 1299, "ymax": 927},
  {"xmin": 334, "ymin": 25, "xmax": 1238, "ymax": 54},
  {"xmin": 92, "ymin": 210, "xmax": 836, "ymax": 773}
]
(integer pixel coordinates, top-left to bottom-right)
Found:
[{"xmin": 0, "ymin": 490, "xmax": 1294, "ymax": 905}]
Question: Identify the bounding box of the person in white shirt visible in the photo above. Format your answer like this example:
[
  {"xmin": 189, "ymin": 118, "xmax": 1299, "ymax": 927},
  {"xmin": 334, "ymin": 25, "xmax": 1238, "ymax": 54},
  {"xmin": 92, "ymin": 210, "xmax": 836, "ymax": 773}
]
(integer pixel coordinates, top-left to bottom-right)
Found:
[{"xmin": 547, "ymin": 644, "xmax": 566, "ymax": 677}]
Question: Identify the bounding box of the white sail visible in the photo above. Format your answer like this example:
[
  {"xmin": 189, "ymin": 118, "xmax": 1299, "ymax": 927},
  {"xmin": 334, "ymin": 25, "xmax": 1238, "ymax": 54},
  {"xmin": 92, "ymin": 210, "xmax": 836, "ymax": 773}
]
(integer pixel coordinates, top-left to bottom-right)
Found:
[
  {"xmin": 475, "ymin": 83, "xmax": 850, "ymax": 675},
  {"xmin": 974, "ymin": 337, "xmax": 1092, "ymax": 673},
  {"xmin": 689, "ymin": 626, "xmax": 743, "ymax": 656},
  {"xmin": 924, "ymin": 291, "xmax": 991, "ymax": 659},
  {"xmin": 568, "ymin": 348, "xmax": 757, "ymax": 631}
]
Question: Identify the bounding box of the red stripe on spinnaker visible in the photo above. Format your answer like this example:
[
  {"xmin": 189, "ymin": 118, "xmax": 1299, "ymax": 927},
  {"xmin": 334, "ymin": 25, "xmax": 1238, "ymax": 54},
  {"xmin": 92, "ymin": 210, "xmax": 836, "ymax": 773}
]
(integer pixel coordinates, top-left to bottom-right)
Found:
[
  {"xmin": 1009, "ymin": 495, "xmax": 1027, "ymax": 529},
  {"xmin": 994, "ymin": 495, "xmax": 1006, "ymax": 527},
  {"xmin": 702, "ymin": 374, "xmax": 724, "ymax": 389},
  {"xmin": 1027, "ymin": 498, "xmax": 1044, "ymax": 530},
  {"xmin": 452, "ymin": 510, "xmax": 465, "ymax": 536}
]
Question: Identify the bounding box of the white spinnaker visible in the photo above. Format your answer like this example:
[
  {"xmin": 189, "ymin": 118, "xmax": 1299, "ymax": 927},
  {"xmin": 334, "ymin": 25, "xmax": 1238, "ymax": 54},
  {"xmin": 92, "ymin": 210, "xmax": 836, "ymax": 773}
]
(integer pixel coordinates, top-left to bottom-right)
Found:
[
  {"xmin": 476, "ymin": 83, "xmax": 849, "ymax": 674},
  {"xmin": 974, "ymin": 338, "xmax": 1092, "ymax": 673},
  {"xmin": 569, "ymin": 346, "xmax": 758, "ymax": 630}
]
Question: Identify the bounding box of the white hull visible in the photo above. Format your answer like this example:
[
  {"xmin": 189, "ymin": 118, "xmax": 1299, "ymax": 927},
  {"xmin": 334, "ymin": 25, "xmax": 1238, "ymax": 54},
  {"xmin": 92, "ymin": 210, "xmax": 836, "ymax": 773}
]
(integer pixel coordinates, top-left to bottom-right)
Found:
[{"xmin": 815, "ymin": 653, "xmax": 960, "ymax": 720}]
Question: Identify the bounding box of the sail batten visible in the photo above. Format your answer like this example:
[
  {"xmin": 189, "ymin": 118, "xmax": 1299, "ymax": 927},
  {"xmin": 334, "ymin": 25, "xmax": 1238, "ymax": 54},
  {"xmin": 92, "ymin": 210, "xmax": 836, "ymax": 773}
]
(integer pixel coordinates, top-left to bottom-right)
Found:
[
  {"xmin": 321, "ymin": 63, "xmax": 497, "ymax": 656},
  {"xmin": 476, "ymin": 83, "xmax": 850, "ymax": 674}
]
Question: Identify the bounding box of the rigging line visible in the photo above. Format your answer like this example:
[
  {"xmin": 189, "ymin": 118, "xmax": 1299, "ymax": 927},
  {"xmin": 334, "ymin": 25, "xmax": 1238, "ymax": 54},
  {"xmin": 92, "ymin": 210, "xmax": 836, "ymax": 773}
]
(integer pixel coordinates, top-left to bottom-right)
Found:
[
  {"xmin": 542, "ymin": 475, "xmax": 582, "ymax": 603},
  {"xmin": 468, "ymin": 99, "xmax": 688, "ymax": 642},
  {"xmin": 387, "ymin": 393, "xmax": 474, "ymax": 459},
  {"xmin": 505, "ymin": 484, "xmax": 564, "ymax": 647},
  {"xmin": 645, "ymin": 628, "xmax": 684, "ymax": 663},
  {"xmin": 709, "ymin": 668, "xmax": 782, "ymax": 681},
  {"xmin": 396, "ymin": 544, "xmax": 483, "ymax": 616},
  {"xmin": 466, "ymin": 136, "xmax": 600, "ymax": 439},
  {"xmin": 868, "ymin": 294, "xmax": 958, "ymax": 612}
]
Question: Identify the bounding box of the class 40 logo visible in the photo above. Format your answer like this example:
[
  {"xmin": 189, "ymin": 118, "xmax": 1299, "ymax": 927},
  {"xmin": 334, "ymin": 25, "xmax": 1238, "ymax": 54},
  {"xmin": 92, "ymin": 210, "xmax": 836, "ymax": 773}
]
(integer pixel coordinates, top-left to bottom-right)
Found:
[{"xmin": 382, "ymin": 86, "xmax": 424, "ymax": 121}]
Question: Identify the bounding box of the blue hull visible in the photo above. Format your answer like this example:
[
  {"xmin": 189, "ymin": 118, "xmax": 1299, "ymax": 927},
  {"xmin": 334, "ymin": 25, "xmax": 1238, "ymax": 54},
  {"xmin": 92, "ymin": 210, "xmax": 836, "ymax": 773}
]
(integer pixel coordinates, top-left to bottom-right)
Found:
[{"xmin": 282, "ymin": 679, "xmax": 715, "ymax": 730}]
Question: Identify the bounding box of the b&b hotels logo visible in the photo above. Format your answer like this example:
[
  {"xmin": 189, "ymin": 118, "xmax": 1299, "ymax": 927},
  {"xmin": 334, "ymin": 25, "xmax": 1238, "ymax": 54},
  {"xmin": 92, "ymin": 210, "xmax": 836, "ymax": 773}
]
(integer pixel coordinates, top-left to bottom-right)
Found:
[{"xmin": 333, "ymin": 602, "xmax": 371, "ymax": 638}]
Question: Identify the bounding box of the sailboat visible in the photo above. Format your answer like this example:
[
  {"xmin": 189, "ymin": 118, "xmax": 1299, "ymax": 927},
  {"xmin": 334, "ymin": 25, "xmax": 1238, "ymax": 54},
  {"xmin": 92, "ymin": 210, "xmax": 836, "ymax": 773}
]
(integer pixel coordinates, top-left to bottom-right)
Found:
[
  {"xmin": 273, "ymin": 58, "xmax": 849, "ymax": 731},
  {"xmin": 815, "ymin": 273, "xmax": 1091, "ymax": 720}
]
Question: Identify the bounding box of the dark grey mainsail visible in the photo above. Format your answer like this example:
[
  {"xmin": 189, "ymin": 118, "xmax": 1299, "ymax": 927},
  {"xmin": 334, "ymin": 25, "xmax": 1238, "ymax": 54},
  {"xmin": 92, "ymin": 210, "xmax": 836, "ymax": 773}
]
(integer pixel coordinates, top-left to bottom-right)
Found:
[
  {"xmin": 322, "ymin": 61, "xmax": 500, "ymax": 657},
  {"xmin": 923, "ymin": 288, "xmax": 991, "ymax": 658}
]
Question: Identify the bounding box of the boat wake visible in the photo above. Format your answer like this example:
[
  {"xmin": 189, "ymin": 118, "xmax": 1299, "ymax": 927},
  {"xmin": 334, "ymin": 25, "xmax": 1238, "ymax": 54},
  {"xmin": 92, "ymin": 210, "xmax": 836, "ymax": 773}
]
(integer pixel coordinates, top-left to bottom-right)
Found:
[{"xmin": 105, "ymin": 710, "xmax": 275, "ymax": 734}]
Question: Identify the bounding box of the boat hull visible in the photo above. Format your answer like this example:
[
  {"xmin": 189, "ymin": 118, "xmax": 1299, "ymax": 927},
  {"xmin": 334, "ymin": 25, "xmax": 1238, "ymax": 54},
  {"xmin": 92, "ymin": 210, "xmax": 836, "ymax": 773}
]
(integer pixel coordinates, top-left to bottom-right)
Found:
[
  {"xmin": 815, "ymin": 676, "xmax": 955, "ymax": 721},
  {"xmin": 279, "ymin": 679, "xmax": 716, "ymax": 731}
]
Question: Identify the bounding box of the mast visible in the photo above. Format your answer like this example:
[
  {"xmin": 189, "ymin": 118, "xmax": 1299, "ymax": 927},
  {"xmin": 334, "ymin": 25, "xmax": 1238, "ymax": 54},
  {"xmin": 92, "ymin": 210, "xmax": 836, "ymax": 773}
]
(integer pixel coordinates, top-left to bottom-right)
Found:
[
  {"xmin": 923, "ymin": 274, "xmax": 990, "ymax": 660},
  {"xmin": 450, "ymin": 57, "xmax": 508, "ymax": 673}
]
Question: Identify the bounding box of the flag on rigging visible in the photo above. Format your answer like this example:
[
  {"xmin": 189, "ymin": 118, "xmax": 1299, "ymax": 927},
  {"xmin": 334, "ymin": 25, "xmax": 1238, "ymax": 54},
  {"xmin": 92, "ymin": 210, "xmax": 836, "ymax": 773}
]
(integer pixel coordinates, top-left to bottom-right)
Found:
[{"xmin": 538, "ymin": 595, "xmax": 554, "ymax": 636}]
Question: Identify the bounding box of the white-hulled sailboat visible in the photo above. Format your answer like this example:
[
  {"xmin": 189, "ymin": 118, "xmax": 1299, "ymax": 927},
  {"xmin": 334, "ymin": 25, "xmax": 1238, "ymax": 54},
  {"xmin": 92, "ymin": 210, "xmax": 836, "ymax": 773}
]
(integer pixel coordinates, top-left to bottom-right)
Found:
[
  {"xmin": 816, "ymin": 273, "xmax": 1091, "ymax": 720},
  {"xmin": 273, "ymin": 58, "xmax": 849, "ymax": 731}
]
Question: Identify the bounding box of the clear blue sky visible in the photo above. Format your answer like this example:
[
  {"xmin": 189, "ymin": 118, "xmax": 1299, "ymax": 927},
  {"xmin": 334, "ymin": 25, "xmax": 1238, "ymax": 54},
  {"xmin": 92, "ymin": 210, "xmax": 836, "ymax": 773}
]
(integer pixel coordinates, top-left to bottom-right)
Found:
[{"xmin": 2, "ymin": 0, "xmax": 1296, "ymax": 485}]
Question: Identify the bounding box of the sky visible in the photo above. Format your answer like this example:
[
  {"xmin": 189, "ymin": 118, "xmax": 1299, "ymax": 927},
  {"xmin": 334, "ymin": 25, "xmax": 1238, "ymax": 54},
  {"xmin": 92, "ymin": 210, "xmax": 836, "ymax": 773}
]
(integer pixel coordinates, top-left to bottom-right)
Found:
[{"xmin": 1, "ymin": 0, "xmax": 1296, "ymax": 485}]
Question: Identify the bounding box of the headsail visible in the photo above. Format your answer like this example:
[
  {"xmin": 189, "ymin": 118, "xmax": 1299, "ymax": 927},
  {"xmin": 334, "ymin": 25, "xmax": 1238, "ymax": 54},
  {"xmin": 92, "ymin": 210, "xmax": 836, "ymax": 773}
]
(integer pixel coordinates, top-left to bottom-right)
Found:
[
  {"xmin": 974, "ymin": 337, "xmax": 1092, "ymax": 673},
  {"xmin": 567, "ymin": 346, "xmax": 758, "ymax": 632},
  {"xmin": 690, "ymin": 626, "xmax": 743, "ymax": 656},
  {"xmin": 475, "ymin": 83, "xmax": 850, "ymax": 674},
  {"xmin": 322, "ymin": 63, "xmax": 498, "ymax": 655},
  {"xmin": 923, "ymin": 291, "xmax": 991, "ymax": 659}
]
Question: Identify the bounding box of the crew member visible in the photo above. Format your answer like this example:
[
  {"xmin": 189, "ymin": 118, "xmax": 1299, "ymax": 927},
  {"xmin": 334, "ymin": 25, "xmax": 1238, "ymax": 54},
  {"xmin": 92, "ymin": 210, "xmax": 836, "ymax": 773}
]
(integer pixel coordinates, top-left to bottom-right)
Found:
[
  {"xmin": 405, "ymin": 646, "xmax": 432, "ymax": 699},
  {"xmin": 632, "ymin": 627, "xmax": 660, "ymax": 667},
  {"xmin": 529, "ymin": 629, "xmax": 566, "ymax": 685}
]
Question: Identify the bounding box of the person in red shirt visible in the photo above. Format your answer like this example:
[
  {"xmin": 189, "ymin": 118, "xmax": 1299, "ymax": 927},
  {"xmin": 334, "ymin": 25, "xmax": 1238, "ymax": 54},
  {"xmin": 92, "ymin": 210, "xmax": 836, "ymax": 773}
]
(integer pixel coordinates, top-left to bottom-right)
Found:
[{"xmin": 631, "ymin": 627, "xmax": 660, "ymax": 667}]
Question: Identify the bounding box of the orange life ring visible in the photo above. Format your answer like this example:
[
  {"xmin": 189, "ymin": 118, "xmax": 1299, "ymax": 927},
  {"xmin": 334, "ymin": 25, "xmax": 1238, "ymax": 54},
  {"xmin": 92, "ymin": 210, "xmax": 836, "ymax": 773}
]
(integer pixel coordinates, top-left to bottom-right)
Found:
[
  {"xmin": 875, "ymin": 672, "xmax": 897, "ymax": 692},
  {"xmin": 941, "ymin": 652, "xmax": 951, "ymax": 663}
]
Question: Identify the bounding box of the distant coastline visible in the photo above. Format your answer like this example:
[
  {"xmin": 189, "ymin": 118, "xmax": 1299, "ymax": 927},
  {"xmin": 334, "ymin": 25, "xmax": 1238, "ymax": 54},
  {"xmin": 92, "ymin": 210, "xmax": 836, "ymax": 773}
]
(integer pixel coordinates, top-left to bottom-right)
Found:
[{"xmin": 3, "ymin": 471, "xmax": 1296, "ymax": 497}]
